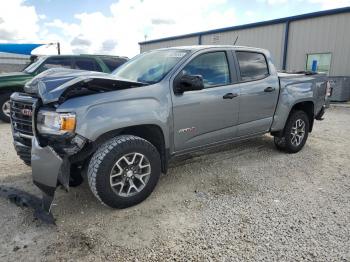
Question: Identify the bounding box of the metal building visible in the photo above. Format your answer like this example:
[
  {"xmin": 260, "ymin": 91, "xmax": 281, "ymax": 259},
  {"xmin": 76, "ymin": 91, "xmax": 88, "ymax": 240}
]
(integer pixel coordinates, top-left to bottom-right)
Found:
[
  {"xmin": 139, "ymin": 7, "xmax": 350, "ymax": 77},
  {"xmin": 0, "ymin": 52, "xmax": 30, "ymax": 73}
]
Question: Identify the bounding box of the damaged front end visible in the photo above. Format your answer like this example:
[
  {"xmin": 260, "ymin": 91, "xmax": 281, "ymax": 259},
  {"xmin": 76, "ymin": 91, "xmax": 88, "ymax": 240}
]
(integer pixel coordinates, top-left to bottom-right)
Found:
[
  {"xmin": 29, "ymin": 96, "xmax": 89, "ymax": 222},
  {"xmin": 31, "ymin": 134, "xmax": 87, "ymax": 216},
  {"xmin": 1, "ymin": 131, "xmax": 88, "ymax": 224},
  {"xmin": 9, "ymin": 93, "xmax": 88, "ymax": 223},
  {"xmin": 9, "ymin": 68, "xmax": 145, "ymax": 223}
]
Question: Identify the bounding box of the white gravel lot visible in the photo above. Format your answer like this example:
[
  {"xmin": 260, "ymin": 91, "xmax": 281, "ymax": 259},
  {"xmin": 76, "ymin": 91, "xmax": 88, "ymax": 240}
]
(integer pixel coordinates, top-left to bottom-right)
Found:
[{"xmin": 0, "ymin": 106, "xmax": 349, "ymax": 261}]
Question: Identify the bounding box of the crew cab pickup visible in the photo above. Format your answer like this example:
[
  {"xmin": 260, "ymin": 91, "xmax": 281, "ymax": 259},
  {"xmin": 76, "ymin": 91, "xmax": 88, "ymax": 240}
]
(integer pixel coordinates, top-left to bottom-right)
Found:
[{"xmin": 10, "ymin": 45, "xmax": 330, "ymax": 214}]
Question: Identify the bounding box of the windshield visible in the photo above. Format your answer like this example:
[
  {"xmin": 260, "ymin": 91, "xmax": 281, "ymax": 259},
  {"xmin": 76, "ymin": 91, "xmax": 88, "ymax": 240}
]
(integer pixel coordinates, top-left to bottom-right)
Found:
[
  {"xmin": 23, "ymin": 57, "xmax": 46, "ymax": 73},
  {"xmin": 113, "ymin": 49, "xmax": 189, "ymax": 84}
]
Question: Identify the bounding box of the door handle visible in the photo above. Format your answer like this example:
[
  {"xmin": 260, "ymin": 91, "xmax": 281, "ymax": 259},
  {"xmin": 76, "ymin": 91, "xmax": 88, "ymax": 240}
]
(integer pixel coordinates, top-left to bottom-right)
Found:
[
  {"xmin": 264, "ymin": 87, "xmax": 275, "ymax": 92},
  {"xmin": 223, "ymin": 93, "xmax": 238, "ymax": 99}
]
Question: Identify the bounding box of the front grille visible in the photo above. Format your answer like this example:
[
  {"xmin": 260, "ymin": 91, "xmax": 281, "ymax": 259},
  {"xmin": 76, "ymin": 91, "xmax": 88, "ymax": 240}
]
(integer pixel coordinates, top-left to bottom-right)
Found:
[
  {"xmin": 10, "ymin": 93, "xmax": 38, "ymax": 165},
  {"xmin": 11, "ymin": 100, "xmax": 34, "ymax": 136}
]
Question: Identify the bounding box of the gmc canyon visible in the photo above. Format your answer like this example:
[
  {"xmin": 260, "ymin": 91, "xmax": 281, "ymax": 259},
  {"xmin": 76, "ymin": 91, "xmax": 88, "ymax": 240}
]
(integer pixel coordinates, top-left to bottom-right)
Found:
[{"xmin": 10, "ymin": 45, "xmax": 330, "ymax": 215}]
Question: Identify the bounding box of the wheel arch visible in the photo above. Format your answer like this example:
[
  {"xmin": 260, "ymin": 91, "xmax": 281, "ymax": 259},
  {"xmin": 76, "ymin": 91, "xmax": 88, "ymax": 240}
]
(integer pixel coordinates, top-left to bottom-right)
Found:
[
  {"xmin": 93, "ymin": 124, "xmax": 169, "ymax": 174},
  {"xmin": 271, "ymin": 100, "xmax": 315, "ymax": 137},
  {"xmin": 289, "ymin": 101, "xmax": 314, "ymax": 132}
]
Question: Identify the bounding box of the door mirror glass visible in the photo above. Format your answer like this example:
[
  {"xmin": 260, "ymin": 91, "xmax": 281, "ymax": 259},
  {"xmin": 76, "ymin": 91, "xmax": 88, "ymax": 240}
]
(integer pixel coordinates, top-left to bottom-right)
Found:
[{"xmin": 174, "ymin": 74, "xmax": 204, "ymax": 94}]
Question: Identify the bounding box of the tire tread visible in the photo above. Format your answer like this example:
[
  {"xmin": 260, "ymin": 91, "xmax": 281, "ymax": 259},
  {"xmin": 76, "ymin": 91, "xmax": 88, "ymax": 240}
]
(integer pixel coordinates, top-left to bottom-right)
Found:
[{"xmin": 87, "ymin": 135, "xmax": 160, "ymax": 208}]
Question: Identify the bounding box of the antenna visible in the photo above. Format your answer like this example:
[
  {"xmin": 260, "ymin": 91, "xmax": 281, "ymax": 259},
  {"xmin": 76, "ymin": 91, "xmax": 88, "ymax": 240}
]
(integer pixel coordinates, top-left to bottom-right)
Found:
[{"xmin": 233, "ymin": 35, "xmax": 239, "ymax": 45}]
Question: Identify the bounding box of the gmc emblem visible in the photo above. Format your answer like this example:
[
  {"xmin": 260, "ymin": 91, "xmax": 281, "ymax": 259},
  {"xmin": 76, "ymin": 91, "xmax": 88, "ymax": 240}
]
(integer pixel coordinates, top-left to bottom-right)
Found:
[{"xmin": 21, "ymin": 109, "xmax": 33, "ymax": 117}]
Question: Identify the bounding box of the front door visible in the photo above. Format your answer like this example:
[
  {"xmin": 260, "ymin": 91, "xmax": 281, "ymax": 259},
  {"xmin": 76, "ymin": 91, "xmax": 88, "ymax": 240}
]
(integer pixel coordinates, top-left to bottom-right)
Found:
[{"xmin": 171, "ymin": 51, "xmax": 240, "ymax": 152}]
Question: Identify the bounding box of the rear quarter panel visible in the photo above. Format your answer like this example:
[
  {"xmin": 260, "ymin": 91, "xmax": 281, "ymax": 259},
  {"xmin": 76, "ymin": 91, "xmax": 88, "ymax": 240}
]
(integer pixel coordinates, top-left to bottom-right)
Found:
[{"xmin": 271, "ymin": 75, "xmax": 327, "ymax": 132}]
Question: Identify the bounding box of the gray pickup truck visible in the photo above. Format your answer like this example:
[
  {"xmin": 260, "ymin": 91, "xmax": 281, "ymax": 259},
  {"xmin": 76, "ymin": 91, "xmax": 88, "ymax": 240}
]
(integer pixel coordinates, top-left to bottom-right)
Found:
[{"xmin": 10, "ymin": 45, "xmax": 329, "ymax": 214}]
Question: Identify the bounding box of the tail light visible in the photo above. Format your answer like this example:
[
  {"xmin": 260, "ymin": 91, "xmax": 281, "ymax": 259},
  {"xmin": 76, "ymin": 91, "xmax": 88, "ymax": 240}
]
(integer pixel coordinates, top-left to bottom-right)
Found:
[{"xmin": 326, "ymin": 81, "xmax": 332, "ymax": 97}]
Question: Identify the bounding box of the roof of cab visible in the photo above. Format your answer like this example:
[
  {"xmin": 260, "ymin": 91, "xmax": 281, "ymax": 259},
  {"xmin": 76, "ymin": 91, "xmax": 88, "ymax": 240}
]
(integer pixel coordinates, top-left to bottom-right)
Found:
[{"xmin": 154, "ymin": 45, "xmax": 268, "ymax": 53}]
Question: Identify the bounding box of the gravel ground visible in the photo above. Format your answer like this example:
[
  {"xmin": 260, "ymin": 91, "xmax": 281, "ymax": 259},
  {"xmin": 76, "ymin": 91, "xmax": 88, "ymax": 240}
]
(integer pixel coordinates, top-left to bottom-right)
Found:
[{"xmin": 0, "ymin": 106, "xmax": 349, "ymax": 261}]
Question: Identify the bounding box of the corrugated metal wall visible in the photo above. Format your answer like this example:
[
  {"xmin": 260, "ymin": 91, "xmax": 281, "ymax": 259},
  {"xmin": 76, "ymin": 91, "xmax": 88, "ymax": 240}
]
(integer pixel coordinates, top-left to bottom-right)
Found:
[
  {"xmin": 140, "ymin": 24, "xmax": 285, "ymax": 69},
  {"xmin": 140, "ymin": 36, "xmax": 199, "ymax": 53},
  {"xmin": 0, "ymin": 52, "xmax": 30, "ymax": 73},
  {"xmin": 200, "ymin": 23, "xmax": 285, "ymax": 69},
  {"xmin": 139, "ymin": 12, "xmax": 350, "ymax": 76},
  {"xmin": 0, "ymin": 52, "xmax": 29, "ymax": 64},
  {"xmin": 286, "ymin": 13, "xmax": 350, "ymax": 76}
]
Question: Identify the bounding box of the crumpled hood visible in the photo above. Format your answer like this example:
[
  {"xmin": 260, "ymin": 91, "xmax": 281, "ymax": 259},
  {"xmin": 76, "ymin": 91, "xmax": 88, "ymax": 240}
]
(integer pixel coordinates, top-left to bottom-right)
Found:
[{"xmin": 24, "ymin": 68, "xmax": 145, "ymax": 104}]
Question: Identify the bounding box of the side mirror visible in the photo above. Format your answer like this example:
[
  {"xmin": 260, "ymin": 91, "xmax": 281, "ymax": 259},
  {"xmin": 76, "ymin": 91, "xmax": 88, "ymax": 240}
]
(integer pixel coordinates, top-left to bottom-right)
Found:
[{"xmin": 174, "ymin": 74, "xmax": 204, "ymax": 94}]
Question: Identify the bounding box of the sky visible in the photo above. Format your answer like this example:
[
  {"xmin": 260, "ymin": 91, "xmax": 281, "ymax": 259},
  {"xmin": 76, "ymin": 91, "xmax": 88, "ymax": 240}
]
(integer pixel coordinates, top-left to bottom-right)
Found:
[{"xmin": 0, "ymin": 0, "xmax": 349, "ymax": 58}]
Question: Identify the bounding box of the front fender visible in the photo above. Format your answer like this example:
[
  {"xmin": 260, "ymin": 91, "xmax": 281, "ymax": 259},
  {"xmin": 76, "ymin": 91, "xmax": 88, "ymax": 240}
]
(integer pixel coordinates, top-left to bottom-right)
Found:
[{"xmin": 57, "ymin": 84, "xmax": 171, "ymax": 148}]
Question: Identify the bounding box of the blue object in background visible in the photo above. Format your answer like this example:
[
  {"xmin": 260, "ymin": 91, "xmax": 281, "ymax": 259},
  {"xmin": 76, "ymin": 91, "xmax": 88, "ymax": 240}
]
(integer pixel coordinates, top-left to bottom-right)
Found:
[
  {"xmin": 0, "ymin": 43, "xmax": 45, "ymax": 55},
  {"xmin": 311, "ymin": 60, "xmax": 318, "ymax": 72}
]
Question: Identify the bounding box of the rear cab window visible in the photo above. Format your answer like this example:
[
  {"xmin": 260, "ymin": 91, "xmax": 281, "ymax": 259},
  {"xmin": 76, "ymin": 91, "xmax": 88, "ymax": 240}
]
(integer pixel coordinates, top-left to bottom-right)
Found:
[
  {"xmin": 236, "ymin": 51, "xmax": 269, "ymax": 81},
  {"xmin": 182, "ymin": 51, "xmax": 231, "ymax": 88}
]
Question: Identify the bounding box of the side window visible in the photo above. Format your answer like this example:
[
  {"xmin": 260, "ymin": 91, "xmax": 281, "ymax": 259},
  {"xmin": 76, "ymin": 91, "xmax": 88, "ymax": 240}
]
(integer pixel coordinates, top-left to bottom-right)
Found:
[
  {"xmin": 40, "ymin": 57, "xmax": 72, "ymax": 71},
  {"xmin": 75, "ymin": 58, "xmax": 102, "ymax": 72},
  {"xmin": 101, "ymin": 58, "xmax": 127, "ymax": 71},
  {"xmin": 236, "ymin": 51, "xmax": 269, "ymax": 81},
  {"xmin": 182, "ymin": 52, "xmax": 230, "ymax": 88}
]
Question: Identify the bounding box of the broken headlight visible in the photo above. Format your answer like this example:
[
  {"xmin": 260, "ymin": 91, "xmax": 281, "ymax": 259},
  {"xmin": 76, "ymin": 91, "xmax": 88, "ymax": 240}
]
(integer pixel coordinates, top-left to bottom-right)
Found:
[{"xmin": 37, "ymin": 110, "xmax": 76, "ymax": 135}]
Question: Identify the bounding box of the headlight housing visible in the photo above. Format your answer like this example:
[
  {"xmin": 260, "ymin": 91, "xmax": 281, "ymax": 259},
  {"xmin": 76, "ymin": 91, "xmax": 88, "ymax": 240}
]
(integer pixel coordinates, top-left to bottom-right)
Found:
[{"xmin": 37, "ymin": 110, "xmax": 76, "ymax": 135}]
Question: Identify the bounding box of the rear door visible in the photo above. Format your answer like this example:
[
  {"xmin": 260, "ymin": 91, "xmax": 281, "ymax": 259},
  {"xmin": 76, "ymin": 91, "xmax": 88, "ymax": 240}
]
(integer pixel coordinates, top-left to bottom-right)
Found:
[
  {"xmin": 234, "ymin": 51, "xmax": 279, "ymax": 136},
  {"xmin": 171, "ymin": 50, "xmax": 240, "ymax": 152}
]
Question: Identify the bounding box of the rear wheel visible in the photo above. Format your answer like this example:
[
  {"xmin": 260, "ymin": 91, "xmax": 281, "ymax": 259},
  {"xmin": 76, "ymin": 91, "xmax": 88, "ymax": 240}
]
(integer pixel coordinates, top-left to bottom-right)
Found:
[
  {"xmin": 0, "ymin": 93, "xmax": 11, "ymax": 123},
  {"xmin": 274, "ymin": 110, "xmax": 310, "ymax": 153},
  {"xmin": 87, "ymin": 135, "xmax": 161, "ymax": 208}
]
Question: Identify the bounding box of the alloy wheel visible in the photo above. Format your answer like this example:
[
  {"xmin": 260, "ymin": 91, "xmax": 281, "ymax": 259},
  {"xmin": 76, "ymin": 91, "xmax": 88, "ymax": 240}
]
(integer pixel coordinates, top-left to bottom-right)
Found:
[
  {"xmin": 110, "ymin": 152, "xmax": 151, "ymax": 197},
  {"xmin": 2, "ymin": 100, "xmax": 11, "ymax": 117},
  {"xmin": 290, "ymin": 119, "xmax": 305, "ymax": 146}
]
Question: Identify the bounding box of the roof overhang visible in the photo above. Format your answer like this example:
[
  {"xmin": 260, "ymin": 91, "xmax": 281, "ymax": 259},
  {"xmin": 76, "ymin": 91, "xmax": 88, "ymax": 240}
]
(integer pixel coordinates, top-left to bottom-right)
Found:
[{"xmin": 0, "ymin": 43, "xmax": 45, "ymax": 55}]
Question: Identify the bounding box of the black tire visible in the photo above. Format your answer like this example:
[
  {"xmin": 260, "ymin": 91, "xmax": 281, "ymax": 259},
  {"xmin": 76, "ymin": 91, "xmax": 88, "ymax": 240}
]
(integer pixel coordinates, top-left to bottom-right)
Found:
[
  {"xmin": 87, "ymin": 135, "xmax": 161, "ymax": 209},
  {"xmin": 274, "ymin": 110, "xmax": 310, "ymax": 153},
  {"xmin": 273, "ymin": 136, "xmax": 286, "ymax": 152},
  {"xmin": 69, "ymin": 165, "xmax": 84, "ymax": 187},
  {"xmin": 0, "ymin": 93, "xmax": 12, "ymax": 123},
  {"xmin": 23, "ymin": 160, "xmax": 31, "ymax": 166}
]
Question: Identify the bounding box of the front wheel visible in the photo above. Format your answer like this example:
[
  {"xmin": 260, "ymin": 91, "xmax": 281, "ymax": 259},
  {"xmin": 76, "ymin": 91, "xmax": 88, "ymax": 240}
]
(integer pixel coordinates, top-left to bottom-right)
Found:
[
  {"xmin": 87, "ymin": 135, "xmax": 161, "ymax": 209},
  {"xmin": 0, "ymin": 93, "xmax": 12, "ymax": 123},
  {"xmin": 274, "ymin": 110, "xmax": 310, "ymax": 153}
]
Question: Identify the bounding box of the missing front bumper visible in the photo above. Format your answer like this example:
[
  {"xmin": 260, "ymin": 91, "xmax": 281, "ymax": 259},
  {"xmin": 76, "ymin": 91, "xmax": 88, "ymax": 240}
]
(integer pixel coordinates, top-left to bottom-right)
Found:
[
  {"xmin": 31, "ymin": 137, "xmax": 71, "ymax": 216},
  {"xmin": 0, "ymin": 185, "xmax": 56, "ymax": 224}
]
